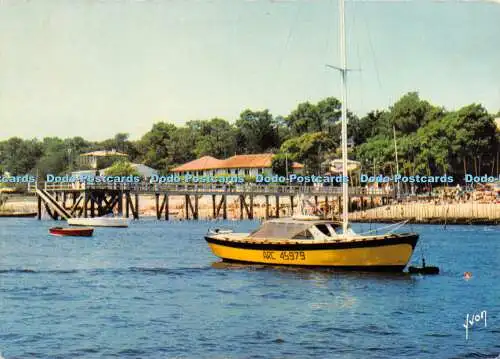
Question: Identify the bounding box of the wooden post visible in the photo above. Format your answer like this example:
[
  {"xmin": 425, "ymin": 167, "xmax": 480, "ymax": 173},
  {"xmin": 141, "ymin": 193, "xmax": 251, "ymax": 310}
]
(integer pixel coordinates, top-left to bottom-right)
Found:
[
  {"xmin": 37, "ymin": 195, "xmax": 42, "ymax": 220},
  {"xmin": 96, "ymin": 192, "xmax": 104, "ymax": 216},
  {"xmin": 125, "ymin": 193, "xmax": 129, "ymax": 218},
  {"xmin": 84, "ymin": 191, "xmax": 88, "ymax": 218},
  {"xmin": 240, "ymin": 195, "xmax": 244, "ymax": 220},
  {"xmin": 194, "ymin": 195, "xmax": 199, "ymax": 220},
  {"xmin": 165, "ymin": 194, "xmax": 169, "ymax": 220},
  {"xmin": 185, "ymin": 195, "xmax": 189, "ymax": 220},
  {"xmin": 212, "ymin": 195, "xmax": 216, "ymax": 219},
  {"xmin": 63, "ymin": 192, "xmax": 67, "ymax": 210},
  {"xmin": 249, "ymin": 195, "xmax": 254, "ymax": 219},
  {"xmin": 118, "ymin": 192, "xmax": 123, "ymax": 216},
  {"xmin": 215, "ymin": 196, "xmax": 224, "ymax": 219},
  {"xmin": 223, "ymin": 195, "xmax": 227, "ymax": 220},
  {"xmin": 275, "ymin": 195, "xmax": 279, "ymax": 218},
  {"xmin": 90, "ymin": 194, "xmax": 95, "ymax": 218},
  {"xmin": 290, "ymin": 195, "xmax": 294, "ymax": 215},
  {"xmin": 134, "ymin": 193, "xmax": 139, "ymax": 219},
  {"xmin": 155, "ymin": 193, "xmax": 160, "ymax": 220},
  {"xmin": 265, "ymin": 195, "xmax": 269, "ymax": 220},
  {"xmin": 54, "ymin": 192, "xmax": 60, "ymax": 219}
]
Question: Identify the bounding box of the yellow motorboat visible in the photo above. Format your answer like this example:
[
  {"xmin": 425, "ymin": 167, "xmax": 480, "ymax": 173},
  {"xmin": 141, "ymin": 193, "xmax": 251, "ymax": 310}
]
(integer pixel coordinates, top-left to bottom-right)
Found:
[{"xmin": 205, "ymin": 218, "xmax": 418, "ymax": 272}]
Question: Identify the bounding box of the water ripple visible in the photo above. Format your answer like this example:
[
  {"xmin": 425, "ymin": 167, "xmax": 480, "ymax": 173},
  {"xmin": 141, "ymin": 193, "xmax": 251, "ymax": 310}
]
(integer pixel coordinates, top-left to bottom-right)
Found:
[{"xmin": 0, "ymin": 220, "xmax": 498, "ymax": 359}]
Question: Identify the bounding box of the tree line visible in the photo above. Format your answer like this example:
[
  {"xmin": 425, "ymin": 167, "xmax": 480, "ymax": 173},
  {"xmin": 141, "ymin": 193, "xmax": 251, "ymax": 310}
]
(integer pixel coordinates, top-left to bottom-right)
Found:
[{"xmin": 0, "ymin": 92, "xmax": 499, "ymax": 182}]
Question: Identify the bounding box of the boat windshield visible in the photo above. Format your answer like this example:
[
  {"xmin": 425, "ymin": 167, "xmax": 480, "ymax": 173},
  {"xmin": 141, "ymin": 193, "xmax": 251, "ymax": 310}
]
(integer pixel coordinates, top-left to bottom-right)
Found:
[{"xmin": 249, "ymin": 222, "xmax": 311, "ymax": 239}]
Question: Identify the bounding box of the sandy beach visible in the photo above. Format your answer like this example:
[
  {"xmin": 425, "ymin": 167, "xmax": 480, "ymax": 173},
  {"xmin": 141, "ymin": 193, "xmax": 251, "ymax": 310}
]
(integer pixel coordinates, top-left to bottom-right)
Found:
[{"xmin": 350, "ymin": 202, "xmax": 500, "ymax": 224}]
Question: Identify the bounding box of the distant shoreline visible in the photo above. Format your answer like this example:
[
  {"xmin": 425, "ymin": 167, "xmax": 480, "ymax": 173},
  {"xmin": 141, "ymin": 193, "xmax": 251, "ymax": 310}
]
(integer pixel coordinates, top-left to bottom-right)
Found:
[{"xmin": 1, "ymin": 194, "xmax": 498, "ymax": 225}]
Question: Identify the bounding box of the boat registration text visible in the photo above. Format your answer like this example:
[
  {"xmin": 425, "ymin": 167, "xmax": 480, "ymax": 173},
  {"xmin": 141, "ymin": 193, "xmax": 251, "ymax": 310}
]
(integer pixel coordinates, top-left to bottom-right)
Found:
[{"xmin": 263, "ymin": 251, "xmax": 306, "ymax": 261}]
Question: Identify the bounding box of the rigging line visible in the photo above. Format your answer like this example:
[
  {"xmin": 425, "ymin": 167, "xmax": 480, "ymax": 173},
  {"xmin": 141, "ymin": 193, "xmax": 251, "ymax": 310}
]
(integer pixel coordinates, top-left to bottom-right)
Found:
[
  {"xmin": 228, "ymin": 2, "xmax": 242, "ymax": 103},
  {"xmin": 360, "ymin": 4, "xmax": 384, "ymax": 105},
  {"xmin": 275, "ymin": 0, "xmax": 302, "ymax": 82},
  {"xmin": 357, "ymin": 220, "xmax": 409, "ymax": 235},
  {"xmin": 325, "ymin": 0, "xmax": 336, "ymax": 86},
  {"xmin": 350, "ymin": 0, "xmax": 365, "ymax": 113}
]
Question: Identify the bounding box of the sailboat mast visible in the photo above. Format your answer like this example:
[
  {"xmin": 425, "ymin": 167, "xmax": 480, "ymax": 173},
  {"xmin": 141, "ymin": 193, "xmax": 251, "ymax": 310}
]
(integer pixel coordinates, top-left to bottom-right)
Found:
[
  {"xmin": 393, "ymin": 124, "xmax": 400, "ymax": 199},
  {"xmin": 339, "ymin": 0, "xmax": 349, "ymax": 234}
]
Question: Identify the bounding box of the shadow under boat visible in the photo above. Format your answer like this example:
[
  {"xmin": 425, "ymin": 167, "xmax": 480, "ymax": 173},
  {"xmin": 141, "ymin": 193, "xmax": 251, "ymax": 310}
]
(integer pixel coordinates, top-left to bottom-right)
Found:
[{"xmin": 210, "ymin": 260, "xmax": 416, "ymax": 282}]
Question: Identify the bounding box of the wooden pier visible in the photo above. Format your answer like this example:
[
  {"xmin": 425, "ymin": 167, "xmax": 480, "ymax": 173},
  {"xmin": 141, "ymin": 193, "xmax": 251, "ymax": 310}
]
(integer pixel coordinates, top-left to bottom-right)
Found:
[{"xmin": 32, "ymin": 182, "xmax": 395, "ymax": 221}]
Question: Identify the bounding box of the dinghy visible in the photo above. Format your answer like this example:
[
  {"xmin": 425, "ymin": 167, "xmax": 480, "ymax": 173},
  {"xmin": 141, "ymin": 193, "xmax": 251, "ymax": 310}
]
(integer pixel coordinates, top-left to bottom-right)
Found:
[
  {"xmin": 67, "ymin": 217, "xmax": 129, "ymax": 228},
  {"xmin": 408, "ymin": 258, "xmax": 440, "ymax": 275},
  {"xmin": 49, "ymin": 227, "xmax": 94, "ymax": 237}
]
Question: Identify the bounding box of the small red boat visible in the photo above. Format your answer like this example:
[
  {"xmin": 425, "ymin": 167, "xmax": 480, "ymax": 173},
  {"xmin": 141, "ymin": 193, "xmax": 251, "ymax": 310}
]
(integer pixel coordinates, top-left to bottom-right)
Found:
[{"xmin": 49, "ymin": 227, "xmax": 94, "ymax": 237}]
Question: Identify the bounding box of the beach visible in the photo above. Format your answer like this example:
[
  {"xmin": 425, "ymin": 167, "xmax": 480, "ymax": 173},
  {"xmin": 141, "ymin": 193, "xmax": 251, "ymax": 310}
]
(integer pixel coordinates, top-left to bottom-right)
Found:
[{"xmin": 350, "ymin": 202, "xmax": 500, "ymax": 224}]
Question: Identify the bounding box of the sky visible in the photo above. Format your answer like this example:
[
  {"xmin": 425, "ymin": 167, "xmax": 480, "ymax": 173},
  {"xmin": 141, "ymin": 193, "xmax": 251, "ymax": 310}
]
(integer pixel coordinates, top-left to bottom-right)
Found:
[{"xmin": 0, "ymin": 0, "xmax": 499, "ymax": 141}]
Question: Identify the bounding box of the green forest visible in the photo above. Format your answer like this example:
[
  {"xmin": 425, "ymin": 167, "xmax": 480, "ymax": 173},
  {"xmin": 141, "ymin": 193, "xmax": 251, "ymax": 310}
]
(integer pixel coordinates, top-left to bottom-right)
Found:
[{"xmin": 1, "ymin": 92, "xmax": 499, "ymax": 181}]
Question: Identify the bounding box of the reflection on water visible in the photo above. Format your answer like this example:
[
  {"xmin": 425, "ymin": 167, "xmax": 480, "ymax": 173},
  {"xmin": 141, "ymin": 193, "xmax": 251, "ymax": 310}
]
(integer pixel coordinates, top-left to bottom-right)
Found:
[
  {"xmin": 211, "ymin": 260, "xmax": 415, "ymax": 282},
  {"xmin": 309, "ymin": 295, "xmax": 358, "ymax": 310},
  {"xmin": 212, "ymin": 261, "xmax": 362, "ymax": 311}
]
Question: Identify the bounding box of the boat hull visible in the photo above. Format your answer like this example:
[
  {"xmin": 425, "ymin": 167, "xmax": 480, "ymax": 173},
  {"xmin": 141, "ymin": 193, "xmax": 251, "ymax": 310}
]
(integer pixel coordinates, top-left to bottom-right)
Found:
[
  {"xmin": 205, "ymin": 234, "xmax": 418, "ymax": 271},
  {"xmin": 67, "ymin": 217, "xmax": 129, "ymax": 228},
  {"xmin": 0, "ymin": 212, "xmax": 37, "ymax": 218},
  {"xmin": 49, "ymin": 227, "xmax": 94, "ymax": 237}
]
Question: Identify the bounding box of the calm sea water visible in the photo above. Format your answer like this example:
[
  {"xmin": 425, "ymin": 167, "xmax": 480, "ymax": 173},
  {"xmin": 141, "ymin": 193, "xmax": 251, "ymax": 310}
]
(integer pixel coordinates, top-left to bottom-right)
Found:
[{"xmin": 0, "ymin": 219, "xmax": 498, "ymax": 359}]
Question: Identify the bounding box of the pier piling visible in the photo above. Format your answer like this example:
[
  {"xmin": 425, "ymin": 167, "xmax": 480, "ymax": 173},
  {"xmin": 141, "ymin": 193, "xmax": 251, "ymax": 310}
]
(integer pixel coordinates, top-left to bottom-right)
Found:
[
  {"xmin": 265, "ymin": 195, "xmax": 269, "ymax": 220},
  {"xmin": 34, "ymin": 183, "xmax": 396, "ymax": 221},
  {"xmin": 275, "ymin": 196, "xmax": 280, "ymax": 218}
]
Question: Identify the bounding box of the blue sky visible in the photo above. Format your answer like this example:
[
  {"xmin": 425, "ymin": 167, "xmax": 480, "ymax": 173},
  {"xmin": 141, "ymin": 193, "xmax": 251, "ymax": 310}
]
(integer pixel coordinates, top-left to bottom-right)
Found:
[{"xmin": 0, "ymin": 0, "xmax": 499, "ymax": 140}]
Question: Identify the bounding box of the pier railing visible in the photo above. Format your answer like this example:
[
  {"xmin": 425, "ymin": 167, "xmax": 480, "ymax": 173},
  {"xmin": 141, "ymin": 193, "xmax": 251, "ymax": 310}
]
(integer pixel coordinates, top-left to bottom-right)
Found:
[{"xmin": 35, "ymin": 182, "xmax": 394, "ymax": 196}]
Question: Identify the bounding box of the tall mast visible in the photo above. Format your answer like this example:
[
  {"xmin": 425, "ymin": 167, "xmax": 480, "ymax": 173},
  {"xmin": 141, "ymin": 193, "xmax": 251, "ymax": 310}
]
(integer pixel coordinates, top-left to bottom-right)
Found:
[
  {"xmin": 393, "ymin": 124, "xmax": 400, "ymax": 199},
  {"xmin": 339, "ymin": 0, "xmax": 349, "ymax": 234}
]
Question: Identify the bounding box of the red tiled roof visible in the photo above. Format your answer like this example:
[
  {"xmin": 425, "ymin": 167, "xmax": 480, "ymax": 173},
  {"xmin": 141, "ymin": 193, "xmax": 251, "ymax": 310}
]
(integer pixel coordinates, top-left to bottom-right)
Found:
[
  {"xmin": 171, "ymin": 156, "xmax": 225, "ymax": 172},
  {"xmin": 223, "ymin": 154, "xmax": 273, "ymax": 169},
  {"xmin": 171, "ymin": 154, "xmax": 303, "ymax": 172},
  {"xmin": 222, "ymin": 154, "xmax": 303, "ymax": 169}
]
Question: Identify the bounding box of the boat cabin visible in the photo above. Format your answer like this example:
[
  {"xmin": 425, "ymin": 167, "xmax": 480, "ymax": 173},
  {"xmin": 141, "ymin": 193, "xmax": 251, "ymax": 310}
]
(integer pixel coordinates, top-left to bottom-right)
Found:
[{"xmin": 249, "ymin": 219, "xmax": 343, "ymax": 240}]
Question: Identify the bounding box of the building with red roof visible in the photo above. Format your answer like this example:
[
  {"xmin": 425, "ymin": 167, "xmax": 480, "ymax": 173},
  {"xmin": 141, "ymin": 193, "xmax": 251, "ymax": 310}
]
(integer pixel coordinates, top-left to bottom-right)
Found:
[{"xmin": 171, "ymin": 154, "xmax": 303, "ymax": 177}]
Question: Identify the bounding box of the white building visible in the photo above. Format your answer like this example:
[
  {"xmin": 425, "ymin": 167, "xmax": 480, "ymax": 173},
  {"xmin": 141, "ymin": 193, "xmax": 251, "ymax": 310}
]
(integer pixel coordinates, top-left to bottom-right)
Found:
[{"xmin": 79, "ymin": 149, "xmax": 128, "ymax": 169}]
